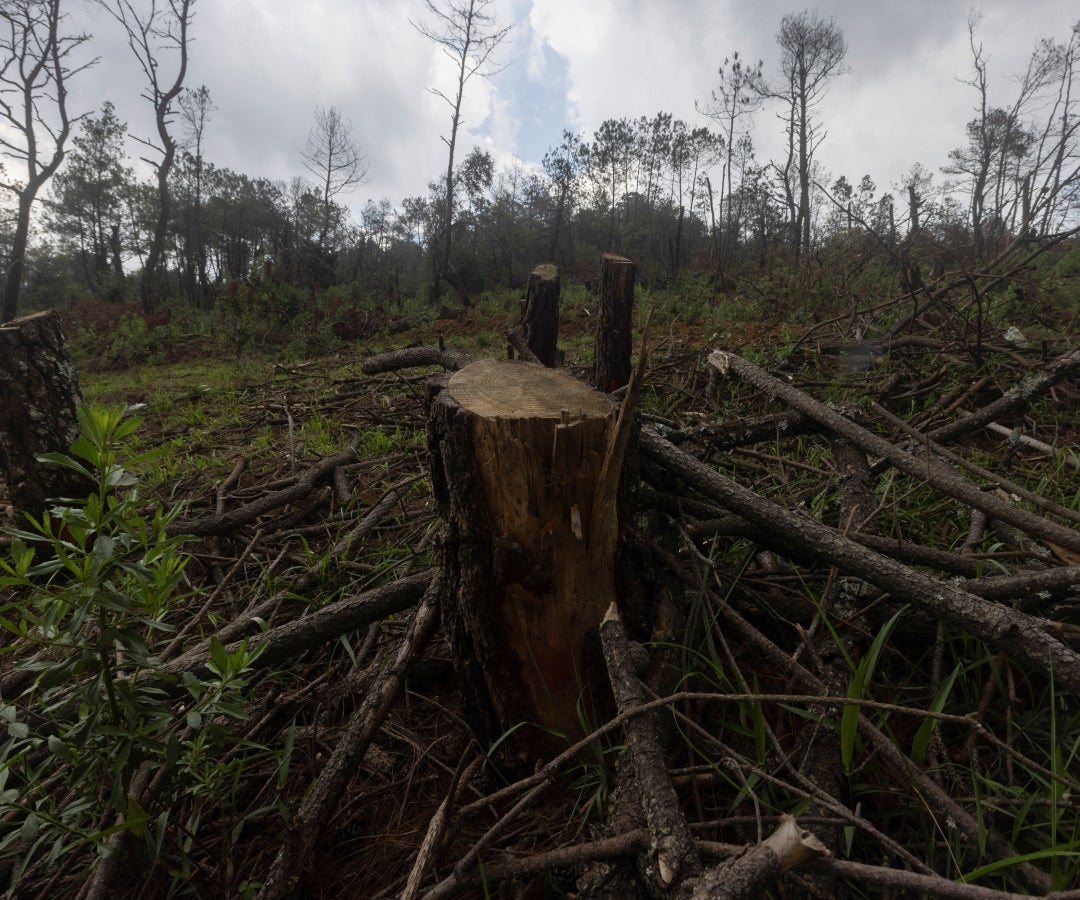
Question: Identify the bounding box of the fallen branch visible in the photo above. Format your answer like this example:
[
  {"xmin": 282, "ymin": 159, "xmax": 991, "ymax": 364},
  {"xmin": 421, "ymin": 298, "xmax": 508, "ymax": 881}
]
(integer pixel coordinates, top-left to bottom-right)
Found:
[
  {"xmin": 360, "ymin": 345, "xmax": 475, "ymax": 374},
  {"xmin": 169, "ymin": 444, "xmax": 360, "ymax": 537},
  {"xmin": 645, "ymin": 528, "xmax": 1058, "ymax": 893},
  {"xmin": 708, "ymin": 350, "xmax": 1080, "ymax": 555},
  {"xmin": 871, "ymin": 400, "xmax": 1080, "ymax": 526},
  {"xmin": 982, "ymin": 419, "xmax": 1080, "ymax": 470},
  {"xmin": 504, "ymin": 328, "xmax": 543, "ymax": 365},
  {"xmin": 926, "ymin": 348, "xmax": 1080, "ymax": 444},
  {"xmin": 158, "ymin": 568, "xmax": 433, "ymax": 681},
  {"xmin": 690, "ymin": 815, "xmax": 828, "ymax": 900},
  {"xmin": 641, "ymin": 427, "xmax": 1080, "ymax": 694},
  {"xmin": 600, "ymin": 602, "xmax": 701, "ymax": 890},
  {"xmin": 257, "ymin": 577, "xmax": 442, "ymax": 900}
]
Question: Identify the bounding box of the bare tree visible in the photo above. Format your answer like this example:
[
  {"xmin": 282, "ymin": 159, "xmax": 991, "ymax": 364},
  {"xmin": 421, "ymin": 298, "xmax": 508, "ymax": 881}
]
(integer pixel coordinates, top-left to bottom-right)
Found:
[
  {"xmin": 98, "ymin": 0, "xmax": 194, "ymax": 313},
  {"xmin": 769, "ymin": 11, "xmax": 847, "ymax": 258},
  {"xmin": 1025, "ymin": 22, "xmax": 1080, "ymax": 235},
  {"xmin": 698, "ymin": 52, "xmax": 764, "ymax": 275},
  {"xmin": 178, "ymin": 84, "xmax": 214, "ymax": 305},
  {"xmin": 299, "ymin": 104, "xmax": 368, "ymax": 251},
  {"xmin": 412, "ymin": 0, "xmax": 511, "ymax": 306},
  {"xmin": 0, "ymin": 0, "xmax": 94, "ymax": 323},
  {"xmin": 945, "ymin": 13, "xmax": 1080, "ymax": 260},
  {"xmin": 669, "ymin": 123, "xmax": 723, "ymax": 276}
]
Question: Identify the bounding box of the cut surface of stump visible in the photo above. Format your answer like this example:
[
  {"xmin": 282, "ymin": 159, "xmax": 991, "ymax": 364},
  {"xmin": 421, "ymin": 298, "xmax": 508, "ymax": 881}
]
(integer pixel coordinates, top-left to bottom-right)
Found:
[{"xmin": 429, "ymin": 358, "xmax": 620, "ymax": 756}]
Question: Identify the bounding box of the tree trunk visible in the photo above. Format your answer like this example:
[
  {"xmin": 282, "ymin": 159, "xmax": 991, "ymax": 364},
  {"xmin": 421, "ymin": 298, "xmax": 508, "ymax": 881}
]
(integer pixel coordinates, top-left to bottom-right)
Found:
[
  {"xmin": 0, "ymin": 195, "xmax": 34, "ymax": 323},
  {"xmin": 594, "ymin": 254, "xmax": 636, "ymax": 393},
  {"xmin": 521, "ymin": 263, "xmax": 560, "ymax": 367},
  {"xmin": 427, "ymin": 359, "xmax": 622, "ymax": 759},
  {"xmin": 0, "ymin": 310, "xmax": 90, "ymax": 521},
  {"xmin": 142, "ymin": 156, "xmax": 173, "ymax": 314}
]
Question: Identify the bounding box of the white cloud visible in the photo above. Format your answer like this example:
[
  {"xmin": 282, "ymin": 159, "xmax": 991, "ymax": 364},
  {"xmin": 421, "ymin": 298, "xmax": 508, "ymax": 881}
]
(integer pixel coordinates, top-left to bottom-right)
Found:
[{"xmin": 48, "ymin": 0, "xmax": 1079, "ymax": 220}]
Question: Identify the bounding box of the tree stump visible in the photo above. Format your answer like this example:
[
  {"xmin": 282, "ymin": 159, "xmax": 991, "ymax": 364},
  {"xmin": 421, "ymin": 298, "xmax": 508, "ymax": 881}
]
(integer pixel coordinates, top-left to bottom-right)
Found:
[
  {"xmin": 521, "ymin": 263, "xmax": 560, "ymax": 367},
  {"xmin": 428, "ymin": 358, "xmax": 623, "ymax": 758},
  {"xmin": 0, "ymin": 309, "xmax": 89, "ymax": 521},
  {"xmin": 594, "ymin": 253, "xmax": 636, "ymax": 392}
]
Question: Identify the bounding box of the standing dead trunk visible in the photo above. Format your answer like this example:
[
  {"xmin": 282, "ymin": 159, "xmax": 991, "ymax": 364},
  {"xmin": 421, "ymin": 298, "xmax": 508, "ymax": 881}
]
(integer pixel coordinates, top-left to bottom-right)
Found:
[
  {"xmin": 0, "ymin": 310, "xmax": 89, "ymax": 521},
  {"xmin": 521, "ymin": 263, "xmax": 560, "ymax": 367},
  {"xmin": 594, "ymin": 253, "xmax": 636, "ymax": 393},
  {"xmin": 427, "ymin": 358, "xmax": 623, "ymax": 759}
]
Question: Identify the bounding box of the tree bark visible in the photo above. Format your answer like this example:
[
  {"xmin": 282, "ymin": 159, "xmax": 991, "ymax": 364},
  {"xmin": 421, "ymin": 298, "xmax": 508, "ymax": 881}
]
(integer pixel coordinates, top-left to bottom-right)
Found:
[
  {"xmin": 521, "ymin": 263, "xmax": 560, "ymax": 366},
  {"xmin": 428, "ymin": 358, "xmax": 622, "ymax": 758},
  {"xmin": 594, "ymin": 253, "xmax": 636, "ymax": 392},
  {"xmin": 690, "ymin": 816, "xmax": 828, "ymax": 900},
  {"xmin": 1, "ymin": 196, "xmax": 33, "ymax": 324},
  {"xmin": 0, "ymin": 310, "xmax": 89, "ymax": 520},
  {"xmin": 600, "ymin": 603, "xmax": 701, "ymax": 890}
]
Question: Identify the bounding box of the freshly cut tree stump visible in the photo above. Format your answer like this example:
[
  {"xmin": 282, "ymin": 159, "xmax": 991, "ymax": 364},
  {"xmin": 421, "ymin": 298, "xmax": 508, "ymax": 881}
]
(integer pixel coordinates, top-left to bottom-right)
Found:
[
  {"xmin": 428, "ymin": 358, "xmax": 623, "ymax": 757},
  {"xmin": 0, "ymin": 309, "xmax": 89, "ymax": 520},
  {"xmin": 594, "ymin": 253, "xmax": 636, "ymax": 392},
  {"xmin": 521, "ymin": 263, "xmax": 560, "ymax": 366}
]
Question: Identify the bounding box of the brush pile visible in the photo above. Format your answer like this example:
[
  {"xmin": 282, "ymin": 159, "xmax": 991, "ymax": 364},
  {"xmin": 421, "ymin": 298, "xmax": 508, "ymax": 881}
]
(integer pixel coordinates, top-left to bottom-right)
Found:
[{"xmin": 1, "ymin": 300, "xmax": 1079, "ymax": 899}]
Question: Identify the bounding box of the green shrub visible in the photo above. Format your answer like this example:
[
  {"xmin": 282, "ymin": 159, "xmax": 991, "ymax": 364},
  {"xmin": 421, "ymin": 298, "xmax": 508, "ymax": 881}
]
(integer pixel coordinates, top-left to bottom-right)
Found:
[{"xmin": 0, "ymin": 405, "xmax": 260, "ymax": 890}]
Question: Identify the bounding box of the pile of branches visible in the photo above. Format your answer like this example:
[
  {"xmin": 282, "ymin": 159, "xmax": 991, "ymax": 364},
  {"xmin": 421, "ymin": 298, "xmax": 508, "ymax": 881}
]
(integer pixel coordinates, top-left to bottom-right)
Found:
[{"xmin": 1, "ymin": 307, "xmax": 1080, "ymax": 898}]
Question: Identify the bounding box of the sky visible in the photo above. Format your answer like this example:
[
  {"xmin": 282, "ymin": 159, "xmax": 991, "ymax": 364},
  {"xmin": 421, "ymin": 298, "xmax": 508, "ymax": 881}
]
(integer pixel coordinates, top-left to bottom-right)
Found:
[{"xmin": 57, "ymin": 0, "xmax": 1080, "ymax": 221}]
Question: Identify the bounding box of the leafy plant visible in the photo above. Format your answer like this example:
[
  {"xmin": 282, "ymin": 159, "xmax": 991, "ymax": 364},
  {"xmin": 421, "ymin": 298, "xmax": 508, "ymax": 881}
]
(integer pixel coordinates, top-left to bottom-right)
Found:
[{"xmin": 0, "ymin": 405, "xmax": 260, "ymax": 891}]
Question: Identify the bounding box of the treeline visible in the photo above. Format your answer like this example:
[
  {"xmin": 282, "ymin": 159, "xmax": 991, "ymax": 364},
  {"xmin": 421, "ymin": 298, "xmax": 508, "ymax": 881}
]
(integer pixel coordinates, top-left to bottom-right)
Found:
[{"xmin": 2, "ymin": 6, "xmax": 1079, "ymax": 321}]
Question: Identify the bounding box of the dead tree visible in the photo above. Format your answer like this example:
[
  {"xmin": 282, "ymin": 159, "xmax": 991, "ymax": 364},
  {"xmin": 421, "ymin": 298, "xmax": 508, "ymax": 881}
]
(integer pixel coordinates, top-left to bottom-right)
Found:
[
  {"xmin": 594, "ymin": 253, "xmax": 636, "ymax": 392},
  {"xmin": 0, "ymin": 310, "xmax": 90, "ymax": 520},
  {"xmin": 521, "ymin": 263, "xmax": 560, "ymax": 366},
  {"xmin": 98, "ymin": 0, "xmax": 193, "ymax": 313},
  {"xmin": 0, "ymin": 0, "xmax": 94, "ymax": 323}
]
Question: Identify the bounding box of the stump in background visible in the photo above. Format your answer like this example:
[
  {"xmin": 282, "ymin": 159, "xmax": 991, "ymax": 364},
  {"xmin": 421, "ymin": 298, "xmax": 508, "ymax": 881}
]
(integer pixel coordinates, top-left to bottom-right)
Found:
[
  {"xmin": 0, "ymin": 309, "xmax": 89, "ymax": 521},
  {"xmin": 428, "ymin": 358, "xmax": 624, "ymax": 757},
  {"xmin": 521, "ymin": 263, "xmax": 560, "ymax": 367},
  {"xmin": 594, "ymin": 253, "xmax": 636, "ymax": 392}
]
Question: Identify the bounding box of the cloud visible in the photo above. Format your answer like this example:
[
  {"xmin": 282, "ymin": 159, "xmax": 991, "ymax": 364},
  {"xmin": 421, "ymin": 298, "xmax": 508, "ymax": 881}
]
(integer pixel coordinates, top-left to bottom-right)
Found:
[{"xmin": 44, "ymin": 0, "xmax": 1080, "ymax": 223}]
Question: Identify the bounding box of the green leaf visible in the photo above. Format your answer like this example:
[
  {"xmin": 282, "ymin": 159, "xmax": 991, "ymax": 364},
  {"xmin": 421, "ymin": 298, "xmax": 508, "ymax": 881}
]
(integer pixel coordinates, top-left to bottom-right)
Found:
[
  {"xmin": 47, "ymin": 735, "xmax": 74, "ymax": 763},
  {"xmin": 213, "ymin": 701, "xmax": 249, "ymax": 720},
  {"xmin": 37, "ymin": 449, "xmax": 94, "ymax": 481},
  {"xmin": 841, "ymin": 606, "xmax": 906, "ymax": 774},
  {"xmin": 20, "ymin": 812, "xmax": 41, "ymax": 841},
  {"xmin": 186, "ymin": 709, "xmax": 203, "ymax": 730},
  {"xmin": 911, "ymin": 663, "xmax": 961, "ymax": 765},
  {"xmin": 105, "ymin": 465, "xmax": 137, "ymax": 489},
  {"xmin": 125, "ymin": 795, "xmax": 148, "ymax": 838},
  {"xmin": 208, "ymin": 635, "xmax": 229, "ymax": 677},
  {"xmin": 92, "ymin": 534, "xmax": 116, "ymax": 563},
  {"xmin": 963, "ymin": 845, "xmax": 1080, "ymax": 883},
  {"xmin": 114, "ymin": 414, "xmax": 143, "ymax": 440}
]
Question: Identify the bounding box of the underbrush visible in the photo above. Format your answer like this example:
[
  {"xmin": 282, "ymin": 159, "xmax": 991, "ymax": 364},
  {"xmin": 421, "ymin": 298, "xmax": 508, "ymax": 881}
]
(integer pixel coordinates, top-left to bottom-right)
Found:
[
  {"xmin": 0, "ymin": 407, "xmax": 265, "ymax": 895},
  {"xmin": 3, "ymin": 262, "xmax": 1077, "ymax": 896}
]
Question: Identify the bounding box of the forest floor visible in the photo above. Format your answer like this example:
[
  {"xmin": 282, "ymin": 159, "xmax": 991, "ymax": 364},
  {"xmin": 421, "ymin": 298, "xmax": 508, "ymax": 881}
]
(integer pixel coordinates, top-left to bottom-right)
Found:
[{"xmin": 3, "ymin": 285, "xmax": 1080, "ymax": 899}]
